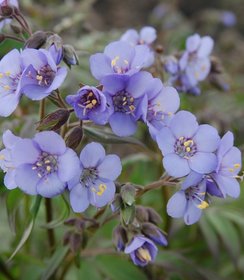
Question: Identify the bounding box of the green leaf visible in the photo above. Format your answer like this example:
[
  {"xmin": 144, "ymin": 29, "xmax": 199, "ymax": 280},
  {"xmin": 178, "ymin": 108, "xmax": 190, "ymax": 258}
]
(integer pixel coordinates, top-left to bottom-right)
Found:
[
  {"xmin": 95, "ymin": 255, "xmax": 147, "ymax": 280},
  {"xmin": 221, "ymin": 209, "xmax": 244, "ymax": 227},
  {"xmin": 77, "ymin": 259, "xmax": 103, "ymax": 280},
  {"xmin": 41, "ymin": 246, "xmax": 69, "ymax": 280}
]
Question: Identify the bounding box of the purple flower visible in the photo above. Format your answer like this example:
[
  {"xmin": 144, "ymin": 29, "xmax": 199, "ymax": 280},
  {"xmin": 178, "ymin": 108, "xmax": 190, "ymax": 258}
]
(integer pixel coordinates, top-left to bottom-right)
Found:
[
  {"xmin": 0, "ymin": 0, "xmax": 18, "ymax": 30},
  {"xmin": 48, "ymin": 44, "xmax": 63, "ymax": 65},
  {"xmin": 207, "ymin": 131, "xmax": 242, "ymax": 198},
  {"xmin": 156, "ymin": 111, "xmax": 220, "ymax": 178},
  {"xmin": 164, "ymin": 56, "xmax": 179, "ymax": 75},
  {"xmin": 167, "ymin": 179, "xmax": 208, "ymax": 225},
  {"xmin": 141, "ymin": 223, "xmax": 168, "ymax": 246},
  {"xmin": 143, "ymin": 77, "xmax": 180, "ymax": 139},
  {"xmin": 0, "ymin": 49, "xmax": 23, "ymax": 116},
  {"xmin": 66, "ymin": 86, "xmax": 110, "ymax": 125},
  {"xmin": 102, "ymin": 71, "xmax": 152, "ymax": 137},
  {"xmin": 89, "ymin": 41, "xmax": 152, "ymax": 81},
  {"xmin": 20, "ymin": 48, "xmax": 67, "ymax": 100},
  {"xmin": 220, "ymin": 11, "xmax": 236, "ymax": 27},
  {"xmin": 124, "ymin": 235, "xmax": 158, "ymax": 267},
  {"xmin": 12, "ymin": 131, "xmax": 80, "ymax": 197},
  {"xmin": 68, "ymin": 142, "xmax": 122, "ymax": 212},
  {"xmin": 0, "ymin": 130, "xmax": 20, "ymax": 189}
]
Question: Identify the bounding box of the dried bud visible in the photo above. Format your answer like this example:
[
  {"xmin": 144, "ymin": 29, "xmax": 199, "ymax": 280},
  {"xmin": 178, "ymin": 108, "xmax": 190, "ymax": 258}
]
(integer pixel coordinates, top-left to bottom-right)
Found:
[
  {"xmin": 135, "ymin": 206, "xmax": 149, "ymax": 223},
  {"xmin": 69, "ymin": 232, "xmax": 83, "ymax": 254},
  {"xmin": 110, "ymin": 194, "xmax": 123, "ymax": 212},
  {"xmin": 65, "ymin": 126, "xmax": 83, "ymax": 149},
  {"xmin": 0, "ymin": 34, "xmax": 5, "ymax": 44},
  {"xmin": 141, "ymin": 223, "xmax": 168, "ymax": 246},
  {"xmin": 113, "ymin": 225, "xmax": 128, "ymax": 251},
  {"xmin": 210, "ymin": 56, "xmax": 223, "ymax": 74},
  {"xmin": 155, "ymin": 44, "xmax": 164, "ymax": 54},
  {"xmin": 63, "ymin": 230, "xmax": 73, "ymax": 246},
  {"xmin": 63, "ymin": 44, "xmax": 79, "ymax": 67},
  {"xmin": 10, "ymin": 23, "xmax": 23, "ymax": 34},
  {"xmin": 24, "ymin": 31, "xmax": 48, "ymax": 49},
  {"xmin": 121, "ymin": 205, "xmax": 135, "ymax": 225},
  {"xmin": 0, "ymin": 5, "xmax": 14, "ymax": 17},
  {"xmin": 121, "ymin": 184, "xmax": 136, "ymax": 206},
  {"xmin": 146, "ymin": 207, "xmax": 162, "ymax": 225},
  {"xmin": 37, "ymin": 108, "xmax": 70, "ymax": 131}
]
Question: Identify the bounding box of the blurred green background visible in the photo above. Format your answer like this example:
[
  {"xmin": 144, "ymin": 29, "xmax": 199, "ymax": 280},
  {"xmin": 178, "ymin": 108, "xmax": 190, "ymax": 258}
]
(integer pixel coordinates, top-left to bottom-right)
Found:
[{"xmin": 0, "ymin": 0, "xmax": 244, "ymax": 279}]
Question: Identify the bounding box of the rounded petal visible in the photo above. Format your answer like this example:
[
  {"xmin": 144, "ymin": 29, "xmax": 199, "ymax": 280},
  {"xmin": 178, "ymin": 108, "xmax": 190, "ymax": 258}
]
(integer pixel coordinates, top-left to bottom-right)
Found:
[
  {"xmin": 15, "ymin": 164, "xmax": 39, "ymax": 195},
  {"xmin": 154, "ymin": 86, "xmax": 180, "ymax": 113},
  {"xmin": 58, "ymin": 148, "xmax": 80, "ymax": 182},
  {"xmin": 80, "ymin": 142, "xmax": 105, "ymax": 168},
  {"xmin": 220, "ymin": 147, "xmax": 242, "ymax": 176},
  {"xmin": 89, "ymin": 180, "xmax": 116, "ymax": 208},
  {"xmin": 131, "ymin": 45, "xmax": 151, "ymax": 69},
  {"xmin": 170, "ymin": 111, "xmax": 199, "ymax": 139},
  {"xmin": 0, "ymin": 49, "xmax": 22, "ymax": 75},
  {"xmin": 186, "ymin": 34, "xmax": 201, "ymax": 53},
  {"xmin": 89, "ymin": 53, "xmax": 112, "ymax": 80},
  {"xmin": 0, "ymin": 93, "xmax": 20, "ymax": 117},
  {"xmin": 140, "ymin": 26, "xmax": 157, "ymax": 44},
  {"xmin": 217, "ymin": 131, "xmax": 234, "ymax": 159},
  {"xmin": 21, "ymin": 48, "xmax": 45, "ymax": 69},
  {"xmin": 34, "ymin": 131, "xmax": 66, "ymax": 155},
  {"xmin": 69, "ymin": 184, "xmax": 90, "ymax": 212},
  {"xmin": 182, "ymin": 171, "xmax": 204, "ymax": 190},
  {"xmin": 163, "ymin": 154, "xmax": 190, "ymax": 177},
  {"xmin": 97, "ymin": 154, "xmax": 122, "ymax": 181},
  {"xmin": 193, "ymin": 124, "xmax": 220, "ymax": 152},
  {"xmin": 109, "ymin": 112, "xmax": 137, "ymax": 137},
  {"xmin": 2, "ymin": 130, "xmax": 19, "ymax": 149},
  {"xmin": 124, "ymin": 236, "xmax": 146, "ymax": 253},
  {"xmin": 167, "ymin": 191, "xmax": 187, "ymax": 218},
  {"xmin": 120, "ymin": 29, "xmax": 139, "ymax": 45},
  {"xmin": 36, "ymin": 173, "xmax": 65, "ymax": 198},
  {"xmin": 4, "ymin": 170, "xmax": 17, "ymax": 190},
  {"xmin": 184, "ymin": 201, "xmax": 202, "ymax": 225},
  {"xmin": 197, "ymin": 36, "xmax": 214, "ymax": 58},
  {"xmin": 104, "ymin": 41, "xmax": 134, "ymax": 61},
  {"xmin": 213, "ymin": 174, "xmax": 240, "ymax": 198},
  {"xmin": 156, "ymin": 127, "xmax": 175, "ymax": 155},
  {"xmin": 46, "ymin": 66, "xmax": 67, "ymax": 93},
  {"xmin": 189, "ymin": 152, "xmax": 217, "ymax": 174},
  {"xmin": 102, "ymin": 74, "xmax": 127, "ymax": 94}
]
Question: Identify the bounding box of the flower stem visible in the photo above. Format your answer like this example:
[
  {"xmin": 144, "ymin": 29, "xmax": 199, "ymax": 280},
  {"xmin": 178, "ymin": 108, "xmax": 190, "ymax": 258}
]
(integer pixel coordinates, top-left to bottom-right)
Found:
[
  {"xmin": 45, "ymin": 198, "xmax": 56, "ymax": 254},
  {"xmin": 3, "ymin": 34, "xmax": 25, "ymax": 43}
]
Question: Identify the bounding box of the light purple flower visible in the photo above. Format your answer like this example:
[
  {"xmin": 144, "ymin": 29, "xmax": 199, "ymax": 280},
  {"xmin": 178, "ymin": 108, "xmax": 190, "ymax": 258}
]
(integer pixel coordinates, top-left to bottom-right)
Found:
[
  {"xmin": 20, "ymin": 48, "xmax": 67, "ymax": 100},
  {"xmin": 142, "ymin": 77, "xmax": 180, "ymax": 139},
  {"xmin": 68, "ymin": 142, "xmax": 122, "ymax": 212},
  {"xmin": 0, "ymin": 0, "xmax": 18, "ymax": 30},
  {"xmin": 124, "ymin": 235, "xmax": 158, "ymax": 267},
  {"xmin": 102, "ymin": 71, "xmax": 152, "ymax": 137},
  {"xmin": 220, "ymin": 11, "xmax": 236, "ymax": 27},
  {"xmin": 0, "ymin": 49, "xmax": 23, "ymax": 116},
  {"xmin": 0, "ymin": 130, "xmax": 20, "ymax": 189},
  {"xmin": 66, "ymin": 86, "xmax": 110, "ymax": 125},
  {"xmin": 48, "ymin": 44, "xmax": 63, "ymax": 65},
  {"xmin": 12, "ymin": 131, "xmax": 80, "ymax": 198},
  {"xmin": 207, "ymin": 131, "xmax": 242, "ymax": 198},
  {"xmin": 89, "ymin": 40, "xmax": 152, "ymax": 81},
  {"xmin": 156, "ymin": 111, "xmax": 220, "ymax": 178},
  {"xmin": 167, "ymin": 179, "xmax": 208, "ymax": 225}
]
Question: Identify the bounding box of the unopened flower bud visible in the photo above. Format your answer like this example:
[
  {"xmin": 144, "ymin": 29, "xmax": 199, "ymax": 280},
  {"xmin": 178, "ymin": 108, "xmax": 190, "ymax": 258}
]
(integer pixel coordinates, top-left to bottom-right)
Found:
[
  {"xmin": 65, "ymin": 126, "xmax": 83, "ymax": 150},
  {"xmin": 121, "ymin": 184, "xmax": 136, "ymax": 206},
  {"xmin": 209, "ymin": 73, "xmax": 230, "ymax": 91},
  {"xmin": 0, "ymin": 5, "xmax": 14, "ymax": 17},
  {"xmin": 110, "ymin": 194, "xmax": 123, "ymax": 212},
  {"xmin": 10, "ymin": 23, "xmax": 23, "ymax": 34},
  {"xmin": 24, "ymin": 31, "xmax": 48, "ymax": 49},
  {"xmin": 122, "ymin": 205, "xmax": 135, "ymax": 225},
  {"xmin": 135, "ymin": 206, "xmax": 149, "ymax": 223},
  {"xmin": 63, "ymin": 44, "xmax": 79, "ymax": 67},
  {"xmin": 69, "ymin": 232, "xmax": 82, "ymax": 254},
  {"xmin": 164, "ymin": 56, "xmax": 178, "ymax": 75},
  {"xmin": 0, "ymin": 34, "xmax": 5, "ymax": 44},
  {"xmin": 146, "ymin": 207, "xmax": 162, "ymax": 225},
  {"xmin": 37, "ymin": 108, "xmax": 70, "ymax": 131},
  {"xmin": 141, "ymin": 222, "xmax": 168, "ymax": 246},
  {"xmin": 46, "ymin": 34, "xmax": 63, "ymax": 64},
  {"xmin": 113, "ymin": 225, "xmax": 128, "ymax": 251}
]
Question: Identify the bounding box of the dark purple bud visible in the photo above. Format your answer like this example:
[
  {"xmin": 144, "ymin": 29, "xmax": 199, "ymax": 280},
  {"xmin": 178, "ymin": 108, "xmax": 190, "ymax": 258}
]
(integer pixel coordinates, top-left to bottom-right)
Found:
[
  {"xmin": 135, "ymin": 206, "xmax": 149, "ymax": 223},
  {"xmin": 121, "ymin": 184, "xmax": 136, "ymax": 206},
  {"xmin": 146, "ymin": 207, "xmax": 162, "ymax": 225},
  {"xmin": 24, "ymin": 31, "xmax": 48, "ymax": 49},
  {"xmin": 110, "ymin": 194, "xmax": 123, "ymax": 212},
  {"xmin": 113, "ymin": 225, "xmax": 128, "ymax": 252},
  {"xmin": 65, "ymin": 126, "xmax": 83, "ymax": 150},
  {"xmin": 63, "ymin": 44, "xmax": 79, "ymax": 67},
  {"xmin": 141, "ymin": 223, "xmax": 168, "ymax": 246},
  {"xmin": 37, "ymin": 108, "xmax": 70, "ymax": 131}
]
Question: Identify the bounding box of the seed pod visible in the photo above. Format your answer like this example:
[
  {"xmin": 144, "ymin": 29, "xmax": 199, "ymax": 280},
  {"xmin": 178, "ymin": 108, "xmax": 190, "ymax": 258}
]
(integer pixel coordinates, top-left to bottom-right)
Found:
[
  {"xmin": 24, "ymin": 31, "xmax": 48, "ymax": 49},
  {"xmin": 65, "ymin": 126, "xmax": 83, "ymax": 150}
]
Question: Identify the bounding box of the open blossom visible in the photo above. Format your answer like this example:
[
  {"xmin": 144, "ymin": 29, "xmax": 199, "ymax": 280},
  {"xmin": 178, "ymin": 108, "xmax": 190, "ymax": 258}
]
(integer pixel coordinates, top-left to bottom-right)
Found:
[
  {"xmin": 102, "ymin": 71, "xmax": 152, "ymax": 137},
  {"xmin": 207, "ymin": 131, "xmax": 242, "ymax": 198},
  {"xmin": 20, "ymin": 48, "xmax": 67, "ymax": 100},
  {"xmin": 0, "ymin": 49, "xmax": 23, "ymax": 117},
  {"xmin": 0, "ymin": 130, "xmax": 20, "ymax": 189},
  {"xmin": 124, "ymin": 235, "xmax": 158, "ymax": 267},
  {"xmin": 68, "ymin": 142, "xmax": 122, "ymax": 212},
  {"xmin": 167, "ymin": 178, "xmax": 208, "ymax": 225},
  {"xmin": 142, "ymin": 77, "xmax": 180, "ymax": 139},
  {"xmin": 156, "ymin": 111, "xmax": 220, "ymax": 178},
  {"xmin": 0, "ymin": 0, "xmax": 18, "ymax": 30},
  {"xmin": 12, "ymin": 131, "xmax": 80, "ymax": 197},
  {"xmin": 89, "ymin": 40, "xmax": 152, "ymax": 81},
  {"xmin": 66, "ymin": 86, "xmax": 110, "ymax": 125}
]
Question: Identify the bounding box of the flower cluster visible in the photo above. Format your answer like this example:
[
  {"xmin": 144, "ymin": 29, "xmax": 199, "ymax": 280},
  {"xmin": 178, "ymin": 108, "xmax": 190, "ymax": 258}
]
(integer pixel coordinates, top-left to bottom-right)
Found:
[
  {"xmin": 0, "ymin": 0, "xmax": 18, "ymax": 30},
  {"xmin": 0, "ymin": 48, "xmax": 67, "ymax": 117},
  {"xmin": 164, "ymin": 33, "xmax": 214, "ymax": 95}
]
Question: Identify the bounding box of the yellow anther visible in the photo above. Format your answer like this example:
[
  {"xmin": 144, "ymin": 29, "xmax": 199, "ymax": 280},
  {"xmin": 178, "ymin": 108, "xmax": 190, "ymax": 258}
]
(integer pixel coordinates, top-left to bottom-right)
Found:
[
  {"xmin": 0, "ymin": 73, "xmax": 3, "ymax": 78},
  {"xmin": 123, "ymin": 97, "xmax": 127, "ymax": 101},
  {"xmin": 229, "ymin": 168, "xmax": 234, "ymax": 172},
  {"xmin": 36, "ymin": 162, "xmax": 42, "ymax": 167},
  {"xmin": 234, "ymin": 163, "xmax": 241, "ymax": 169},
  {"xmin": 86, "ymin": 103, "xmax": 93, "ymax": 109},
  {"xmin": 5, "ymin": 71, "xmax": 11, "ymax": 76},
  {"xmin": 179, "ymin": 137, "xmax": 184, "ymax": 141},
  {"xmin": 186, "ymin": 147, "xmax": 191, "ymax": 152},
  {"xmin": 129, "ymin": 105, "xmax": 135, "ymax": 111},
  {"xmin": 184, "ymin": 140, "xmax": 194, "ymax": 147},
  {"xmin": 87, "ymin": 92, "xmax": 94, "ymax": 98},
  {"xmin": 156, "ymin": 102, "xmax": 161, "ymax": 107},
  {"xmin": 130, "ymin": 97, "xmax": 134, "ymax": 102},
  {"xmin": 37, "ymin": 173, "xmax": 42, "ymax": 178},
  {"xmin": 124, "ymin": 59, "xmax": 129, "ymax": 65},
  {"xmin": 199, "ymin": 192, "xmax": 206, "ymax": 195},
  {"xmin": 32, "ymin": 166, "xmax": 37, "ymax": 170},
  {"xmin": 197, "ymin": 201, "xmax": 209, "ymax": 209},
  {"xmin": 36, "ymin": 75, "xmax": 43, "ymax": 81},
  {"xmin": 123, "ymin": 101, "xmax": 127, "ymax": 106},
  {"xmin": 137, "ymin": 248, "xmax": 151, "ymax": 262},
  {"xmin": 111, "ymin": 56, "xmax": 120, "ymax": 67},
  {"xmin": 46, "ymin": 166, "xmax": 51, "ymax": 172},
  {"xmin": 0, "ymin": 154, "xmax": 5, "ymax": 160},
  {"xmin": 44, "ymin": 160, "xmax": 51, "ymax": 164},
  {"xmin": 3, "ymin": 85, "xmax": 10, "ymax": 91},
  {"xmin": 97, "ymin": 184, "xmax": 107, "ymax": 196},
  {"xmin": 91, "ymin": 99, "xmax": 97, "ymax": 106}
]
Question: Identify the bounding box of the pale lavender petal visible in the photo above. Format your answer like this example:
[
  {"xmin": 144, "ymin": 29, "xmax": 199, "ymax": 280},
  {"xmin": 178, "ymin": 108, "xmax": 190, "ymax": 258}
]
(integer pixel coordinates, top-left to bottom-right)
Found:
[
  {"xmin": 189, "ymin": 152, "xmax": 217, "ymax": 174},
  {"xmin": 213, "ymin": 174, "xmax": 240, "ymax": 198},
  {"xmin": 120, "ymin": 29, "xmax": 139, "ymax": 45},
  {"xmin": 69, "ymin": 184, "xmax": 90, "ymax": 212},
  {"xmin": 4, "ymin": 170, "xmax": 17, "ymax": 190},
  {"xmin": 167, "ymin": 191, "xmax": 187, "ymax": 218},
  {"xmin": 79, "ymin": 142, "xmax": 105, "ymax": 168},
  {"xmin": 217, "ymin": 131, "xmax": 233, "ymax": 159},
  {"xmin": 89, "ymin": 53, "xmax": 112, "ymax": 80},
  {"xmin": 102, "ymin": 74, "xmax": 127, "ymax": 94},
  {"xmin": 140, "ymin": 26, "xmax": 157, "ymax": 44},
  {"xmin": 182, "ymin": 171, "xmax": 204, "ymax": 190},
  {"xmin": 37, "ymin": 173, "xmax": 65, "ymax": 197},
  {"xmin": 124, "ymin": 237, "xmax": 145, "ymax": 253},
  {"xmin": 104, "ymin": 41, "xmax": 134, "ymax": 61},
  {"xmin": 197, "ymin": 36, "xmax": 214, "ymax": 58},
  {"xmin": 2, "ymin": 130, "xmax": 19, "ymax": 148},
  {"xmin": 184, "ymin": 201, "xmax": 202, "ymax": 225},
  {"xmin": 46, "ymin": 66, "xmax": 67, "ymax": 93},
  {"xmin": 0, "ymin": 93, "xmax": 20, "ymax": 117},
  {"xmin": 186, "ymin": 34, "xmax": 201, "ymax": 53},
  {"xmin": 220, "ymin": 147, "xmax": 241, "ymax": 176},
  {"xmin": 97, "ymin": 155, "xmax": 122, "ymax": 181},
  {"xmin": 109, "ymin": 112, "xmax": 137, "ymax": 137},
  {"xmin": 163, "ymin": 154, "xmax": 190, "ymax": 177},
  {"xmin": 156, "ymin": 127, "xmax": 175, "ymax": 155}
]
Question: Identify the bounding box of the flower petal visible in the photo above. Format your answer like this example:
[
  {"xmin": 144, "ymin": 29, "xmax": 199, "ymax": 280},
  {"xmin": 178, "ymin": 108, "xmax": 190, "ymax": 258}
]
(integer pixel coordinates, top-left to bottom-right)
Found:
[
  {"xmin": 109, "ymin": 112, "xmax": 137, "ymax": 137},
  {"xmin": 167, "ymin": 191, "xmax": 187, "ymax": 218},
  {"xmin": 102, "ymin": 74, "xmax": 127, "ymax": 94},
  {"xmin": 79, "ymin": 142, "xmax": 105, "ymax": 168},
  {"xmin": 212, "ymin": 174, "xmax": 240, "ymax": 198},
  {"xmin": 69, "ymin": 184, "xmax": 90, "ymax": 212},
  {"xmin": 97, "ymin": 155, "xmax": 122, "ymax": 181},
  {"xmin": 89, "ymin": 53, "xmax": 112, "ymax": 80},
  {"xmin": 197, "ymin": 36, "xmax": 214, "ymax": 58},
  {"xmin": 189, "ymin": 152, "xmax": 217, "ymax": 174},
  {"xmin": 4, "ymin": 170, "xmax": 17, "ymax": 190},
  {"xmin": 182, "ymin": 171, "xmax": 204, "ymax": 190},
  {"xmin": 0, "ymin": 93, "xmax": 20, "ymax": 117},
  {"xmin": 184, "ymin": 201, "xmax": 202, "ymax": 225},
  {"xmin": 163, "ymin": 154, "xmax": 190, "ymax": 177},
  {"xmin": 156, "ymin": 127, "xmax": 176, "ymax": 155}
]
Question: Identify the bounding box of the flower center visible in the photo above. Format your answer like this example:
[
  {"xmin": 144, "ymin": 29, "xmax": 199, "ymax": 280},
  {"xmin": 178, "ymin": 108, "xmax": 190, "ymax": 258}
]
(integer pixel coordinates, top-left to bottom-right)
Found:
[
  {"xmin": 136, "ymin": 247, "xmax": 151, "ymax": 262},
  {"xmin": 80, "ymin": 167, "xmax": 98, "ymax": 187},
  {"xmin": 0, "ymin": 71, "xmax": 20, "ymax": 94},
  {"xmin": 113, "ymin": 91, "xmax": 135, "ymax": 114},
  {"xmin": 32, "ymin": 152, "xmax": 58, "ymax": 178},
  {"xmin": 185, "ymin": 186, "xmax": 209, "ymax": 209},
  {"xmin": 174, "ymin": 137, "xmax": 197, "ymax": 159},
  {"xmin": 36, "ymin": 65, "xmax": 55, "ymax": 86},
  {"xmin": 111, "ymin": 56, "xmax": 129, "ymax": 74},
  {"xmin": 78, "ymin": 91, "xmax": 99, "ymax": 115}
]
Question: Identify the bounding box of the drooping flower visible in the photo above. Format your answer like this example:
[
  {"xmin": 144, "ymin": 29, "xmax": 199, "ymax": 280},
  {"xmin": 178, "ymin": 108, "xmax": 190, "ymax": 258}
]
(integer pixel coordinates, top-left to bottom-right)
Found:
[
  {"xmin": 102, "ymin": 71, "xmax": 153, "ymax": 137},
  {"xmin": 0, "ymin": 130, "xmax": 20, "ymax": 189},
  {"xmin": 0, "ymin": 49, "xmax": 23, "ymax": 117},
  {"xmin": 12, "ymin": 131, "xmax": 80, "ymax": 197},
  {"xmin": 206, "ymin": 131, "xmax": 242, "ymax": 198},
  {"xmin": 156, "ymin": 111, "xmax": 220, "ymax": 178},
  {"xmin": 20, "ymin": 48, "xmax": 67, "ymax": 100},
  {"xmin": 0, "ymin": 0, "xmax": 18, "ymax": 30},
  {"xmin": 48, "ymin": 43, "xmax": 63, "ymax": 65},
  {"xmin": 141, "ymin": 222, "xmax": 168, "ymax": 246},
  {"xmin": 68, "ymin": 142, "xmax": 122, "ymax": 212},
  {"xmin": 142, "ymin": 77, "xmax": 180, "ymax": 139},
  {"xmin": 167, "ymin": 178, "xmax": 208, "ymax": 225},
  {"xmin": 89, "ymin": 40, "xmax": 152, "ymax": 81},
  {"xmin": 124, "ymin": 235, "xmax": 158, "ymax": 267},
  {"xmin": 66, "ymin": 86, "xmax": 110, "ymax": 125}
]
